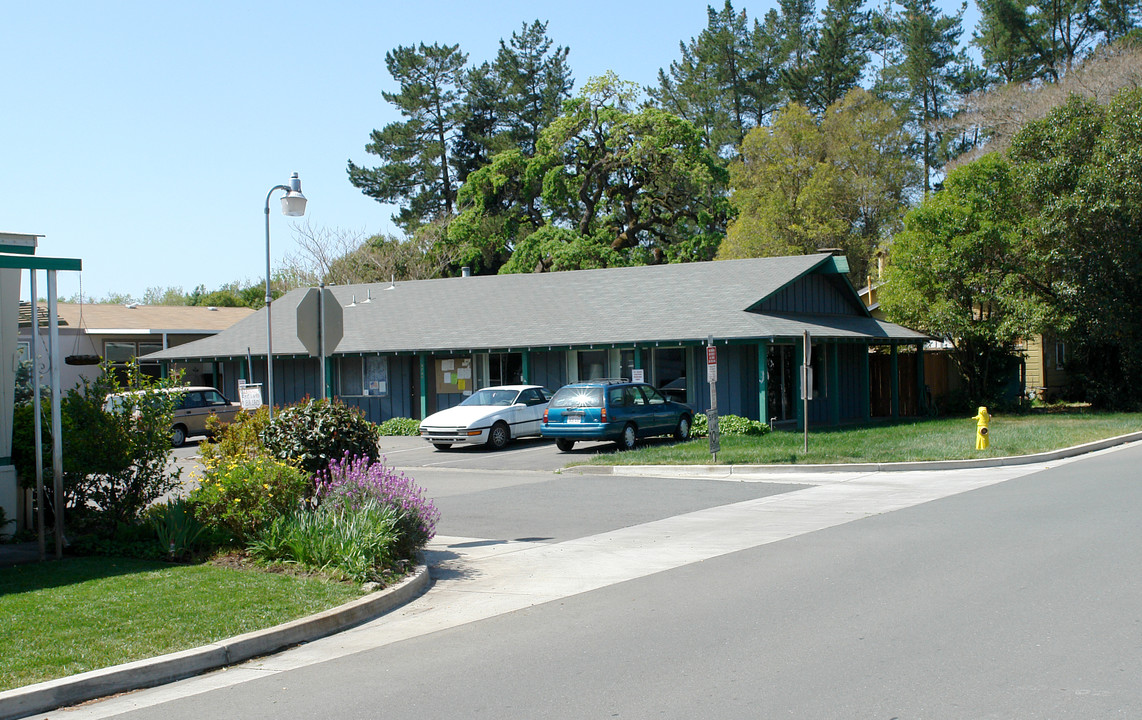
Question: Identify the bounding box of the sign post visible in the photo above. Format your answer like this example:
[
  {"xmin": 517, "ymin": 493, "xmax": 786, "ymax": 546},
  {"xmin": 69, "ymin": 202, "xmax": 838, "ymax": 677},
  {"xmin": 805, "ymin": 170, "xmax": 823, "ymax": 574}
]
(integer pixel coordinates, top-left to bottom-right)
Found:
[
  {"xmin": 707, "ymin": 336, "xmax": 719, "ymax": 459},
  {"xmin": 802, "ymin": 330, "xmax": 811, "ymax": 453},
  {"xmin": 297, "ymin": 286, "xmax": 344, "ymax": 400}
]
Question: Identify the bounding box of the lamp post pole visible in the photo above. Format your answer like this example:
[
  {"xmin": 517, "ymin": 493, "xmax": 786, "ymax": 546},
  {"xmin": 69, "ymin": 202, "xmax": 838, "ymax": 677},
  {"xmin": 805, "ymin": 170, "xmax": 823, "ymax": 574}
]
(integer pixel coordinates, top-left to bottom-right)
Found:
[{"xmin": 263, "ymin": 172, "xmax": 307, "ymax": 421}]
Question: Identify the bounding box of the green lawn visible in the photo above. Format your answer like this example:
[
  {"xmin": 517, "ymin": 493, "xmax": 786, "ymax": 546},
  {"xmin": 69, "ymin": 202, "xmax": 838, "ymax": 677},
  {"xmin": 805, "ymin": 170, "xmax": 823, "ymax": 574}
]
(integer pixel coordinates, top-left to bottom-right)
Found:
[
  {"xmin": 0, "ymin": 557, "xmax": 363, "ymax": 692},
  {"xmin": 586, "ymin": 412, "xmax": 1142, "ymax": 466}
]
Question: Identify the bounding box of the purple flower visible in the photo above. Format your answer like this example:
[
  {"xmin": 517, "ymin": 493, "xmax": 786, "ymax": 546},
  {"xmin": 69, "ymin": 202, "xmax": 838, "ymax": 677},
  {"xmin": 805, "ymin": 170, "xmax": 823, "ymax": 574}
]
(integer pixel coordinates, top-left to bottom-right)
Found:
[{"xmin": 314, "ymin": 453, "xmax": 440, "ymax": 546}]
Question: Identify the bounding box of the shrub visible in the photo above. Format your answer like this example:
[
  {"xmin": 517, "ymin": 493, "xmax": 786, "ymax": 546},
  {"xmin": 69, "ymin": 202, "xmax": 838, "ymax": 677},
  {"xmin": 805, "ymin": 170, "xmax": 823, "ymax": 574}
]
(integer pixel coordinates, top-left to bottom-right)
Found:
[
  {"xmin": 261, "ymin": 399, "xmax": 380, "ymax": 475},
  {"xmin": 13, "ymin": 360, "xmax": 184, "ymax": 536},
  {"xmin": 315, "ymin": 454, "xmax": 439, "ymax": 561},
  {"xmin": 248, "ymin": 500, "xmax": 400, "ymax": 583},
  {"xmin": 199, "ymin": 406, "xmax": 272, "ymax": 468},
  {"xmin": 690, "ymin": 413, "xmax": 770, "ymax": 438},
  {"xmin": 147, "ymin": 499, "xmax": 208, "ymax": 561},
  {"xmin": 189, "ymin": 457, "xmax": 310, "ymax": 542},
  {"xmin": 377, "ymin": 417, "xmax": 421, "ymax": 436}
]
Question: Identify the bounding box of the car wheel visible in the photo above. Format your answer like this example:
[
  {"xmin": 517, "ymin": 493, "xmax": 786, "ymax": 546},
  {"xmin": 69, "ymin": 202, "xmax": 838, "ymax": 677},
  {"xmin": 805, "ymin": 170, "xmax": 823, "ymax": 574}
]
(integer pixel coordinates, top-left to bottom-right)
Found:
[
  {"xmin": 171, "ymin": 425, "xmax": 187, "ymax": 448},
  {"xmin": 487, "ymin": 422, "xmax": 510, "ymax": 450},
  {"xmin": 556, "ymin": 438, "xmax": 575, "ymax": 452},
  {"xmin": 674, "ymin": 414, "xmax": 691, "ymax": 441},
  {"xmin": 432, "ymin": 443, "xmax": 452, "ymax": 450},
  {"xmin": 617, "ymin": 423, "xmax": 637, "ymax": 451}
]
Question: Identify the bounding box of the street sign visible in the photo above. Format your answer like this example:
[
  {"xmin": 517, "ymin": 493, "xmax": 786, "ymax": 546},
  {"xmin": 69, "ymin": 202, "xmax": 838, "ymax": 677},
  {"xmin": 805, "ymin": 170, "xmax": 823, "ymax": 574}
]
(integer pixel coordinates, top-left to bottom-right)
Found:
[
  {"xmin": 800, "ymin": 366, "xmax": 814, "ymax": 400},
  {"xmin": 296, "ymin": 287, "xmax": 344, "ymax": 357},
  {"xmin": 706, "ymin": 344, "xmax": 717, "ymax": 383}
]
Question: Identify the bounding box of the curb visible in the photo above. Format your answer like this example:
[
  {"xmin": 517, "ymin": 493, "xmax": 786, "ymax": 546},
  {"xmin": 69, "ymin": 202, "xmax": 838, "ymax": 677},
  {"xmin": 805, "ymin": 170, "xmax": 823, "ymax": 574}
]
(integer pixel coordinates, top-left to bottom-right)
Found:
[
  {"xmin": 570, "ymin": 431, "xmax": 1142, "ymax": 478},
  {"xmin": 0, "ymin": 564, "xmax": 431, "ymax": 720}
]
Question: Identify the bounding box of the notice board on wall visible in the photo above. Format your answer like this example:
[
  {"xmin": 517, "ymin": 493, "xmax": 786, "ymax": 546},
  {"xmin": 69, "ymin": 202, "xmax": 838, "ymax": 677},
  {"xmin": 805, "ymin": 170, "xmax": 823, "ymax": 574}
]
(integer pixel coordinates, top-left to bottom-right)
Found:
[{"xmin": 436, "ymin": 356, "xmax": 473, "ymax": 394}]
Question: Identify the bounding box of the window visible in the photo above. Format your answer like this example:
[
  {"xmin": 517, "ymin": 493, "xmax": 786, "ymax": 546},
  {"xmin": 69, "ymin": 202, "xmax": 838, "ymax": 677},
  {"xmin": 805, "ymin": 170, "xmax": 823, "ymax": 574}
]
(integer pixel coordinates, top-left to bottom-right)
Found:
[
  {"xmin": 203, "ymin": 390, "xmax": 229, "ymax": 406},
  {"xmin": 103, "ymin": 339, "xmax": 163, "ymax": 382},
  {"xmin": 340, "ymin": 357, "xmax": 363, "ymax": 395},
  {"xmin": 104, "ymin": 342, "xmax": 136, "ymax": 364},
  {"xmin": 517, "ymin": 388, "xmax": 547, "ymax": 406},
  {"xmin": 1055, "ymin": 342, "xmax": 1066, "ymax": 370},
  {"xmin": 640, "ymin": 385, "xmax": 667, "ymax": 405},
  {"xmin": 339, "ymin": 356, "xmax": 389, "ymax": 396},
  {"xmin": 577, "ymin": 350, "xmax": 608, "ymax": 381},
  {"xmin": 488, "ymin": 353, "xmax": 523, "ymax": 387},
  {"xmin": 653, "ymin": 348, "xmax": 687, "ymax": 403}
]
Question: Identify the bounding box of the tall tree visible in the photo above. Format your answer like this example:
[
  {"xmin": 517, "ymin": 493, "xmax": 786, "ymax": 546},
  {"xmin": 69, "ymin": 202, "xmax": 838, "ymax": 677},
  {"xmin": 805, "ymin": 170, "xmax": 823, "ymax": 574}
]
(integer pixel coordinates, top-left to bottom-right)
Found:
[
  {"xmin": 718, "ymin": 90, "xmax": 918, "ymax": 284},
  {"xmin": 447, "ymin": 73, "xmax": 732, "ymax": 274},
  {"xmin": 972, "ymin": 0, "xmax": 1121, "ymax": 82},
  {"xmin": 650, "ymin": 2, "xmax": 780, "ymax": 155},
  {"xmin": 803, "ymin": 0, "xmax": 872, "ymax": 113},
  {"xmin": 348, "ymin": 42, "xmax": 468, "ymax": 233},
  {"xmin": 972, "ymin": 0, "xmax": 1043, "ymax": 83},
  {"xmin": 880, "ymin": 0, "xmax": 971, "ymax": 194},
  {"xmin": 1009, "ymin": 89, "xmax": 1142, "ymax": 408},
  {"xmin": 493, "ymin": 20, "xmax": 574, "ymax": 155},
  {"xmin": 454, "ymin": 61, "xmax": 505, "ymax": 183},
  {"xmin": 454, "ymin": 21, "xmax": 573, "ymax": 179},
  {"xmin": 879, "ymin": 154, "xmax": 1043, "ymax": 405}
]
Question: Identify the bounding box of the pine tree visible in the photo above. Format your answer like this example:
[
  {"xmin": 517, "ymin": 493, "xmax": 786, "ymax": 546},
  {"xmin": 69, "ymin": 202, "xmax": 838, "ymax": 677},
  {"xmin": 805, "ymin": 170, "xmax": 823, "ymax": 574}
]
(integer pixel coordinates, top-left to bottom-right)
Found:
[{"xmin": 348, "ymin": 43, "xmax": 468, "ymax": 232}]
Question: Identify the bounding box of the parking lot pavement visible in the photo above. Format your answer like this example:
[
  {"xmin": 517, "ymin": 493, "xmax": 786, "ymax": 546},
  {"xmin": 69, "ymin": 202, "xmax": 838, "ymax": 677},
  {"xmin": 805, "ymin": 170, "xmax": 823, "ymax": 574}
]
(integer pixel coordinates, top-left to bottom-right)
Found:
[
  {"xmin": 377, "ymin": 435, "xmax": 617, "ymax": 472},
  {"xmin": 168, "ymin": 433, "xmax": 610, "ymax": 479}
]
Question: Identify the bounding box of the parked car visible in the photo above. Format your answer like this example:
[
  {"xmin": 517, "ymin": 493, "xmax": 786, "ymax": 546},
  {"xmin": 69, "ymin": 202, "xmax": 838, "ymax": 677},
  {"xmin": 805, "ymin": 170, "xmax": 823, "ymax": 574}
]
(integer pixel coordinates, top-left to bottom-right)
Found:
[
  {"xmin": 103, "ymin": 386, "xmax": 241, "ymax": 448},
  {"xmin": 541, "ymin": 379, "xmax": 693, "ymax": 451},
  {"xmin": 419, "ymin": 385, "xmax": 552, "ymax": 450}
]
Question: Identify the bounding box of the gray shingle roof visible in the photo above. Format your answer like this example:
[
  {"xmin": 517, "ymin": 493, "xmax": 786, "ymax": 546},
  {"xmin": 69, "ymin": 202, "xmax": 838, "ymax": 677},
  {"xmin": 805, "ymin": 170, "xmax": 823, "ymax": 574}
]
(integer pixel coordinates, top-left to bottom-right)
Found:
[{"xmin": 146, "ymin": 254, "xmax": 926, "ymax": 361}]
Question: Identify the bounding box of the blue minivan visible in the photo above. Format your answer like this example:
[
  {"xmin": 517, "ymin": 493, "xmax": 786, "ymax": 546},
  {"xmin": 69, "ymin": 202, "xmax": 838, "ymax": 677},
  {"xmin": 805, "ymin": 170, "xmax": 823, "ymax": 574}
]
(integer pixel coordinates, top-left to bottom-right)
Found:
[{"xmin": 541, "ymin": 379, "xmax": 693, "ymax": 451}]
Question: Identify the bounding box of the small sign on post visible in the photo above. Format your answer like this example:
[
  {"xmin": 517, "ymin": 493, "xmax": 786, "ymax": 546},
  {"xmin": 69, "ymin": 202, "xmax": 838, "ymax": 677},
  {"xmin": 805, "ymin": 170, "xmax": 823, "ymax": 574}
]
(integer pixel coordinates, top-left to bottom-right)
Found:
[
  {"xmin": 707, "ymin": 409, "xmax": 720, "ymax": 455},
  {"xmin": 237, "ymin": 380, "xmax": 263, "ymax": 411}
]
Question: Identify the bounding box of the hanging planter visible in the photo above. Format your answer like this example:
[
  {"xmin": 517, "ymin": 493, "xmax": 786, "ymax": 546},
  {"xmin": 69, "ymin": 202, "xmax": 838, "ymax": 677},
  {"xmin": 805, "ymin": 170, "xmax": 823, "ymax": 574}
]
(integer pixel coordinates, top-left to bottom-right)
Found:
[{"xmin": 65, "ymin": 354, "xmax": 102, "ymax": 366}]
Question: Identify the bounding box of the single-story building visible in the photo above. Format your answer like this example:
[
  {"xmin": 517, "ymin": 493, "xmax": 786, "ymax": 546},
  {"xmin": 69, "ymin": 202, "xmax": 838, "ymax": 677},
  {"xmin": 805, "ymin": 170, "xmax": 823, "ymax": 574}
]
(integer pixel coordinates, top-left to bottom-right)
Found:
[
  {"xmin": 146, "ymin": 253, "xmax": 931, "ymax": 428},
  {"xmin": 18, "ymin": 302, "xmax": 254, "ymax": 391}
]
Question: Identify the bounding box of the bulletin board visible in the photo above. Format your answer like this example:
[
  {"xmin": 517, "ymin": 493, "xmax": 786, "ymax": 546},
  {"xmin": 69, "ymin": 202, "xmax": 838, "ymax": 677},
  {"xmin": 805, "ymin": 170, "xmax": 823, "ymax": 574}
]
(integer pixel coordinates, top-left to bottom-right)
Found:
[{"xmin": 436, "ymin": 356, "xmax": 473, "ymax": 394}]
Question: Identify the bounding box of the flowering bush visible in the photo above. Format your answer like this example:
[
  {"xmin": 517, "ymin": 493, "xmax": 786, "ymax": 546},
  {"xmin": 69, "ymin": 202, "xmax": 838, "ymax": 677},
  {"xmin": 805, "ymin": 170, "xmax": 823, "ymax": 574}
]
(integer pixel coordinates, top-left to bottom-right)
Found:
[
  {"xmin": 314, "ymin": 454, "xmax": 440, "ymax": 560},
  {"xmin": 199, "ymin": 407, "xmax": 271, "ymax": 468},
  {"xmin": 189, "ymin": 456, "xmax": 309, "ymax": 542}
]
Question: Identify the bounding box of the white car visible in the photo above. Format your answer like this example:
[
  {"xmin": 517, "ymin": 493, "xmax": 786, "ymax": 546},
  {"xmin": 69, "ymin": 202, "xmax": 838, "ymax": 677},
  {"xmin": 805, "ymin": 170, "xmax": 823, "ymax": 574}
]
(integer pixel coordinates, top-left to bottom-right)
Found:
[{"xmin": 419, "ymin": 385, "xmax": 552, "ymax": 450}]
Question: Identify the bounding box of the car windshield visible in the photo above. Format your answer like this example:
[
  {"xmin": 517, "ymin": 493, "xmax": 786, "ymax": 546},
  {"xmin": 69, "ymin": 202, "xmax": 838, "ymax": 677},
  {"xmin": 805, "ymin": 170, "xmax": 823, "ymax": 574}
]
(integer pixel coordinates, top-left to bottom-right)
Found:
[
  {"xmin": 459, "ymin": 388, "xmax": 520, "ymax": 407},
  {"xmin": 550, "ymin": 387, "xmax": 605, "ymax": 408}
]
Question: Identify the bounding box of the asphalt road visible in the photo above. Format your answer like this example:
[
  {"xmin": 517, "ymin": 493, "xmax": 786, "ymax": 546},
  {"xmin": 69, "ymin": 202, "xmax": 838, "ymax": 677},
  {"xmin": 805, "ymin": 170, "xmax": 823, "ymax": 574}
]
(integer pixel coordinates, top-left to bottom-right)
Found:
[{"xmin": 91, "ymin": 441, "xmax": 1142, "ymax": 719}]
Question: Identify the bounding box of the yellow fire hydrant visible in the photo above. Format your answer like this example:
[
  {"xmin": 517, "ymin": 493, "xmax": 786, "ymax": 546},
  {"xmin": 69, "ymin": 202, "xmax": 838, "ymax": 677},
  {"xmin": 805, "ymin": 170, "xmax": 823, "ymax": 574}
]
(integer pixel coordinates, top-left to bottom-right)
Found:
[{"xmin": 972, "ymin": 406, "xmax": 991, "ymax": 450}]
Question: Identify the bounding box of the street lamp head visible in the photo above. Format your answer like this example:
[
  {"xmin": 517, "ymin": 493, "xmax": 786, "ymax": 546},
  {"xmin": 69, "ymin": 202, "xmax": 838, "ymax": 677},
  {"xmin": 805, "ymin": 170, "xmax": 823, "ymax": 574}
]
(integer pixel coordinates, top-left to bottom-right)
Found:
[{"xmin": 280, "ymin": 172, "xmax": 307, "ymax": 217}]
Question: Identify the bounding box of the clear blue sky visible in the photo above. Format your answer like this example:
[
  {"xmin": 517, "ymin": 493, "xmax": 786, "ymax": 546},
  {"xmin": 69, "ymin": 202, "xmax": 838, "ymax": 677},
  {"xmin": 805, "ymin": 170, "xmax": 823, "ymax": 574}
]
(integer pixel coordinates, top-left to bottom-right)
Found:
[{"xmin": 2, "ymin": 1, "xmax": 978, "ymax": 302}]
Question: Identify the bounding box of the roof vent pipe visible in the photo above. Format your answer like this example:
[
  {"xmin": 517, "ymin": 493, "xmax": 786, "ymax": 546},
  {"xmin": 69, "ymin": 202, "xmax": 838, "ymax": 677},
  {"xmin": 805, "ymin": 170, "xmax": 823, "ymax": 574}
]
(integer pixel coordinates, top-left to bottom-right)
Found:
[{"xmin": 461, "ymin": 266, "xmax": 471, "ymax": 277}]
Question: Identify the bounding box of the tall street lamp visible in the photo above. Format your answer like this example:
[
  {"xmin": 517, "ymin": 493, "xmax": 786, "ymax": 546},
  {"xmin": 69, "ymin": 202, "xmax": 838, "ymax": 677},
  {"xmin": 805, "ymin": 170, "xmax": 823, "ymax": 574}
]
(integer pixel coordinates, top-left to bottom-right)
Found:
[{"xmin": 264, "ymin": 172, "xmax": 307, "ymax": 420}]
